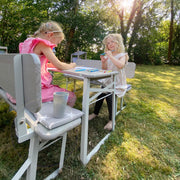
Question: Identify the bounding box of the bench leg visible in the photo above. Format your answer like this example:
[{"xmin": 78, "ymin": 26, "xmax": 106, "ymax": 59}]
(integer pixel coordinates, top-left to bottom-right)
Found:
[
  {"xmin": 66, "ymin": 77, "xmax": 69, "ymax": 90},
  {"xmin": 11, "ymin": 134, "xmax": 40, "ymax": 180},
  {"xmin": 26, "ymin": 134, "xmax": 40, "ymax": 180},
  {"xmin": 73, "ymin": 79, "xmax": 76, "ymax": 92},
  {"xmin": 65, "ymin": 77, "xmax": 77, "ymax": 92},
  {"xmin": 59, "ymin": 132, "xmax": 67, "ymax": 169},
  {"xmin": 44, "ymin": 132, "xmax": 67, "ymax": 180},
  {"xmin": 12, "ymin": 132, "xmax": 67, "ymax": 180},
  {"xmin": 116, "ymin": 96, "xmax": 127, "ymax": 116}
]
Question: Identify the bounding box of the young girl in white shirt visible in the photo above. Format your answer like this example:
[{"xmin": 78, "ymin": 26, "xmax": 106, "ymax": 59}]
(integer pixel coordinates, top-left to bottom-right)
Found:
[{"xmin": 89, "ymin": 33, "xmax": 129, "ymax": 130}]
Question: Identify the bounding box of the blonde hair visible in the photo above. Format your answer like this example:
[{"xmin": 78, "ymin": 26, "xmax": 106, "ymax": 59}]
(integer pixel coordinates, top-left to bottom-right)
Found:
[
  {"xmin": 33, "ymin": 21, "xmax": 64, "ymax": 40},
  {"xmin": 103, "ymin": 34, "xmax": 125, "ymax": 53}
]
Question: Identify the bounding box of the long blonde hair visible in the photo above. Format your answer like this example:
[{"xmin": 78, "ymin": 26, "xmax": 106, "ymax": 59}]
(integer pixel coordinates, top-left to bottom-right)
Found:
[
  {"xmin": 33, "ymin": 21, "xmax": 64, "ymax": 40},
  {"xmin": 103, "ymin": 34, "xmax": 125, "ymax": 53}
]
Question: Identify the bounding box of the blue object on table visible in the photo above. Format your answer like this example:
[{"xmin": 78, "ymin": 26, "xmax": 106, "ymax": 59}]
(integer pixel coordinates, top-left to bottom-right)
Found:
[
  {"xmin": 88, "ymin": 69, "xmax": 99, "ymax": 72},
  {"xmin": 75, "ymin": 69, "xmax": 87, "ymax": 72}
]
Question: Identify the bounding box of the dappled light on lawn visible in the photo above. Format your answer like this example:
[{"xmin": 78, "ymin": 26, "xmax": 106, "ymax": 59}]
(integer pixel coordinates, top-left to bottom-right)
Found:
[
  {"xmin": 147, "ymin": 98, "xmax": 178, "ymax": 123},
  {"xmin": 100, "ymin": 132, "xmax": 172, "ymax": 179}
]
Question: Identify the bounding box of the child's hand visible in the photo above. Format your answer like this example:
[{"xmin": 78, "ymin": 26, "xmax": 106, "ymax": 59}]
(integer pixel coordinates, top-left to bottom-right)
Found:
[
  {"xmin": 70, "ymin": 62, "xmax": 76, "ymax": 68},
  {"xmin": 100, "ymin": 55, "xmax": 108, "ymax": 63},
  {"xmin": 47, "ymin": 63, "xmax": 55, "ymax": 68},
  {"xmin": 106, "ymin": 50, "xmax": 113, "ymax": 57}
]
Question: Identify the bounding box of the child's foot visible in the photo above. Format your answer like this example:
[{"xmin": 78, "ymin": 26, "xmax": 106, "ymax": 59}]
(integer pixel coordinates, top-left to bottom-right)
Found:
[
  {"xmin": 88, "ymin": 113, "xmax": 97, "ymax": 121},
  {"xmin": 104, "ymin": 121, "xmax": 113, "ymax": 131}
]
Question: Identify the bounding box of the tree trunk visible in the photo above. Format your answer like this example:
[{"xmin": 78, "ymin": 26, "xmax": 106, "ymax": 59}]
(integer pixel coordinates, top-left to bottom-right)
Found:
[
  {"xmin": 119, "ymin": 9, "xmax": 125, "ymax": 41},
  {"xmin": 65, "ymin": 28, "xmax": 75, "ymax": 61},
  {"xmin": 167, "ymin": 0, "xmax": 174, "ymax": 64},
  {"xmin": 128, "ymin": 0, "xmax": 143, "ymax": 60},
  {"xmin": 124, "ymin": 0, "xmax": 138, "ymax": 45},
  {"xmin": 65, "ymin": 0, "xmax": 79, "ymax": 61}
]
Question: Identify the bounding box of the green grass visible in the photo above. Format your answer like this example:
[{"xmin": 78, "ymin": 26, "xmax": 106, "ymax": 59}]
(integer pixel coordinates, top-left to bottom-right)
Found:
[{"xmin": 0, "ymin": 65, "xmax": 180, "ymax": 180}]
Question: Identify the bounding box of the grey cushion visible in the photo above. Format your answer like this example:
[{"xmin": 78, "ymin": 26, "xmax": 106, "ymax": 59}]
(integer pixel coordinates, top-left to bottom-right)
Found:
[{"xmin": 36, "ymin": 102, "xmax": 83, "ymax": 129}]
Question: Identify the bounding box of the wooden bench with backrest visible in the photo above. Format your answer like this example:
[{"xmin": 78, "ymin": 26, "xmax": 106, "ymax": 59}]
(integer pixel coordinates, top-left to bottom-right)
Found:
[
  {"xmin": 0, "ymin": 53, "xmax": 83, "ymax": 180},
  {"xmin": 116, "ymin": 61, "xmax": 136, "ymax": 115}
]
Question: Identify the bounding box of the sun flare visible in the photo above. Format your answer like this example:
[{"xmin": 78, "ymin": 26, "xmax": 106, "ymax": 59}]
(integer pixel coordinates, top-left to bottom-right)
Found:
[
  {"xmin": 121, "ymin": 1, "xmax": 131, "ymax": 8},
  {"xmin": 115, "ymin": 0, "xmax": 134, "ymax": 10}
]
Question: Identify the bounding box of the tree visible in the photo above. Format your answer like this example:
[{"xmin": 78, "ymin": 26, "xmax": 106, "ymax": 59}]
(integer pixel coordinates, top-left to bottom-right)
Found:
[
  {"xmin": 0, "ymin": 0, "xmax": 23, "ymax": 52},
  {"xmin": 167, "ymin": 0, "xmax": 174, "ymax": 64},
  {"xmin": 0, "ymin": 0, "xmax": 52, "ymax": 52},
  {"xmin": 52, "ymin": 0, "xmax": 108, "ymax": 61}
]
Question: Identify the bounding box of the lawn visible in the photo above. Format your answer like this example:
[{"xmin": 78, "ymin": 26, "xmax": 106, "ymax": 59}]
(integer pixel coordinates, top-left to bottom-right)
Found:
[{"xmin": 0, "ymin": 65, "xmax": 180, "ymax": 180}]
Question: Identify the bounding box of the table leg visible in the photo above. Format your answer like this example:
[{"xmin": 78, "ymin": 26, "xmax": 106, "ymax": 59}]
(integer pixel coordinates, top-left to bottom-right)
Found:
[
  {"xmin": 112, "ymin": 74, "xmax": 116, "ymax": 131},
  {"xmin": 80, "ymin": 78, "xmax": 90, "ymax": 165},
  {"xmin": 80, "ymin": 74, "xmax": 117, "ymax": 165}
]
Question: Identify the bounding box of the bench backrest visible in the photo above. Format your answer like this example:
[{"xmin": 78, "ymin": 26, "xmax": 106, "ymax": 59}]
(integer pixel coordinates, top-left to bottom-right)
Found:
[
  {"xmin": 0, "ymin": 53, "xmax": 41, "ymax": 142},
  {"xmin": 76, "ymin": 59, "xmax": 102, "ymax": 69},
  {"xmin": 125, "ymin": 62, "xmax": 136, "ymax": 78},
  {"xmin": 0, "ymin": 46, "xmax": 8, "ymax": 54}
]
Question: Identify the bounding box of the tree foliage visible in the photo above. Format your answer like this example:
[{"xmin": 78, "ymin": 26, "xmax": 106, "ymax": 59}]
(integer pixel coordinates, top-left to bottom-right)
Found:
[
  {"xmin": 0, "ymin": 0, "xmax": 51, "ymax": 52},
  {"xmin": 0, "ymin": 0, "xmax": 179, "ymax": 64},
  {"xmin": 52, "ymin": 0, "xmax": 107, "ymax": 60}
]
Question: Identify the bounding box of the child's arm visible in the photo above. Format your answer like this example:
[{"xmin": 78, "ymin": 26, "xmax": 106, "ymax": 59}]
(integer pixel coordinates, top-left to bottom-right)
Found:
[
  {"xmin": 100, "ymin": 55, "xmax": 108, "ymax": 70},
  {"xmin": 106, "ymin": 51, "xmax": 128, "ymax": 69},
  {"xmin": 34, "ymin": 42, "xmax": 76, "ymax": 70}
]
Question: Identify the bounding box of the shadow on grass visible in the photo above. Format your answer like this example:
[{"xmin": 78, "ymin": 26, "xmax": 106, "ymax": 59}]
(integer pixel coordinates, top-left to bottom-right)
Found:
[{"xmin": 0, "ymin": 65, "xmax": 180, "ymax": 179}]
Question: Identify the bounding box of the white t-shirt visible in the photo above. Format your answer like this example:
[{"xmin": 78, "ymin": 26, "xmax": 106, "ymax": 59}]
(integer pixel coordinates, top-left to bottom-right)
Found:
[{"xmin": 101, "ymin": 53, "xmax": 128, "ymax": 97}]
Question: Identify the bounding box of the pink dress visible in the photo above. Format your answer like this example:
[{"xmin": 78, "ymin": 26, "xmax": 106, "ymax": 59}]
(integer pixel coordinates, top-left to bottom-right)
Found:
[{"xmin": 19, "ymin": 37, "xmax": 76, "ymax": 107}]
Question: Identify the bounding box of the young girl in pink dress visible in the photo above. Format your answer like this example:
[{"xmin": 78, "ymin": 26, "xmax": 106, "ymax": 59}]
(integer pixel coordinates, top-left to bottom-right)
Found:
[{"xmin": 19, "ymin": 21, "xmax": 76, "ymax": 106}]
